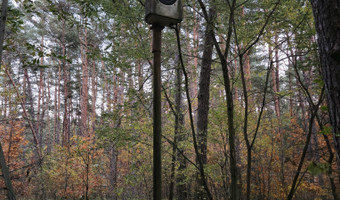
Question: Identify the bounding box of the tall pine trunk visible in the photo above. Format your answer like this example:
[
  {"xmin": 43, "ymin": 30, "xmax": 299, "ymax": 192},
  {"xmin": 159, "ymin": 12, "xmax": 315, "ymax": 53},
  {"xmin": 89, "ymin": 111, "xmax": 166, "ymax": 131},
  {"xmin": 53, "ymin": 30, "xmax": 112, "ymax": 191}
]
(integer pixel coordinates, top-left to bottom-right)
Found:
[
  {"xmin": 80, "ymin": 21, "xmax": 89, "ymax": 136},
  {"xmin": 61, "ymin": 18, "xmax": 70, "ymax": 145}
]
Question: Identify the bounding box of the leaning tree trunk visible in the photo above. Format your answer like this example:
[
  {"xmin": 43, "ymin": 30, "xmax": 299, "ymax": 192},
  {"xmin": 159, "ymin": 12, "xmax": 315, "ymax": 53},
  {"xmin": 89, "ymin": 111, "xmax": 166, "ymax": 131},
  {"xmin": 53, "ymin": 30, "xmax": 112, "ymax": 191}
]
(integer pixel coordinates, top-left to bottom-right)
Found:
[{"xmin": 311, "ymin": 0, "xmax": 340, "ymax": 177}]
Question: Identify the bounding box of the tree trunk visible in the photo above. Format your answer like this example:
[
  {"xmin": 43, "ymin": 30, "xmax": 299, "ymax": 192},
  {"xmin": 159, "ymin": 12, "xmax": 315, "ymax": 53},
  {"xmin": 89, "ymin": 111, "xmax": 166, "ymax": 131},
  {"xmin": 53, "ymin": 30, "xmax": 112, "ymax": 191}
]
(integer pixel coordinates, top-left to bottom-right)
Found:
[
  {"xmin": 196, "ymin": 0, "xmax": 240, "ymax": 198},
  {"xmin": 197, "ymin": 5, "xmax": 215, "ymax": 166},
  {"xmin": 196, "ymin": 4, "xmax": 216, "ymax": 198},
  {"xmin": 193, "ymin": 8, "xmax": 199, "ymax": 107},
  {"xmin": 311, "ymin": 0, "xmax": 340, "ymax": 177},
  {"xmin": 55, "ymin": 61, "xmax": 61, "ymax": 145},
  {"xmin": 47, "ymin": 70, "xmax": 52, "ymax": 153},
  {"xmin": 37, "ymin": 79, "xmax": 42, "ymax": 132},
  {"xmin": 0, "ymin": 0, "xmax": 15, "ymax": 197},
  {"xmin": 269, "ymin": 45, "xmax": 280, "ymax": 120},
  {"xmin": 109, "ymin": 144, "xmax": 118, "ymax": 199},
  {"xmin": 37, "ymin": 34, "xmax": 44, "ymax": 149},
  {"xmin": 244, "ymin": 51, "xmax": 252, "ymax": 105},
  {"xmin": 91, "ymin": 60, "xmax": 97, "ymax": 135},
  {"xmin": 169, "ymin": 55, "xmax": 187, "ymax": 200},
  {"xmin": 80, "ymin": 22, "xmax": 89, "ymax": 136},
  {"xmin": 61, "ymin": 18, "xmax": 70, "ymax": 145}
]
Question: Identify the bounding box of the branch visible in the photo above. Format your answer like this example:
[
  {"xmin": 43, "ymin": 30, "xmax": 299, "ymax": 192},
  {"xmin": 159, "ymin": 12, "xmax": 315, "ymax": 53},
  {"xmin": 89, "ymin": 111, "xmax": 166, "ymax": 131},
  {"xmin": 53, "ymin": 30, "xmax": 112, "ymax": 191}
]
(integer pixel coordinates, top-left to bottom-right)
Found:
[
  {"xmin": 241, "ymin": 0, "xmax": 281, "ymax": 56},
  {"xmin": 5, "ymin": 68, "xmax": 42, "ymax": 160},
  {"xmin": 251, "ymin": 60, "xmax": 273, "ymax": 148}
]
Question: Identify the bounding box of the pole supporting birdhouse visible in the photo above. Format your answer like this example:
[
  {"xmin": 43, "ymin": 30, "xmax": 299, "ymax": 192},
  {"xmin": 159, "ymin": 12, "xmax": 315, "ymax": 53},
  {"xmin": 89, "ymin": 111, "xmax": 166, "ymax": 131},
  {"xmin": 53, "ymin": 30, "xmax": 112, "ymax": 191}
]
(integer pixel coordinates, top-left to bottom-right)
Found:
[
  {"xmin": 151, "ymin": 24, "xmax": 163, "ymax": 200},
  {"xmin": 145, "ymin": 0, "xmax": 182, "ymax": 199}
]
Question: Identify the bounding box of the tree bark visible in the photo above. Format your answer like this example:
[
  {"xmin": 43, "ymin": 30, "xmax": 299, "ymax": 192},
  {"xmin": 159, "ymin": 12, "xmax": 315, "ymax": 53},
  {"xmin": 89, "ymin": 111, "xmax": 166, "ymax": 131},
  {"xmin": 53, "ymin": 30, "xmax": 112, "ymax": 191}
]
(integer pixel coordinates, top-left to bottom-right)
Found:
[
  {"xmin": 80, "ymin": 22, "xmax": 89, "ymax": 136},
  {"xmin": 109, "ymin": 144, "xmax": 118, "ymax": 199},
  {"xmin": 37, "ymin": 34, "xmax": 44, "ymax": 149},
  {"xmin": 61, "ymin": 18, "xmax": 70, "ymax": 145},
  {"xmin": 91, "ymin": 60, "xmax": 97, "ymax": 135},
  {"xmin": 269, "ymin": 45, "xmax": 280, "ymax": 120},
  {"xmin": 197, "ymin": 0, "xmax": 240, "ymax": 198},
  {"xmin": 47, "ymin": 70, "xmax": 52, "ymax": 153},
  {"xmin": 196, "ymin": 4, "xmax": 216, "ymax": 199},
  {"xmin": 311, "ymin": 0, "xmax": 340, "ymax": 176},
  {"xmin": 56, "ymin": 61, "xmax": 61, "ymax": 145},
  {"xmin": 169, "ymin": 55, "xmax": 187, "ymax": 200},
  {"xmin": 197, "ymin": 5, "xmax": 215, "ymax": 166},
  {"xmin": 175, "ymin": 26, "xmax": 213, "ymax": 200},
  {"xmin": 0, "ymin": 1, "xmax": 15, "ymax": 197}
]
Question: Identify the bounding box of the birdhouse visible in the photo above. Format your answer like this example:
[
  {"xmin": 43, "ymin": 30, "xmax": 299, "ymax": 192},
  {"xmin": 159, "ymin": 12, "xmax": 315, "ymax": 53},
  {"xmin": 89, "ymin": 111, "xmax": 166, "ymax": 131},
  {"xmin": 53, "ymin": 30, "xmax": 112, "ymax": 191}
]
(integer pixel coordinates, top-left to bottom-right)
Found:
[{"xmin": 145, "ymin": 0, "xmax": 183, "ymax": 27}]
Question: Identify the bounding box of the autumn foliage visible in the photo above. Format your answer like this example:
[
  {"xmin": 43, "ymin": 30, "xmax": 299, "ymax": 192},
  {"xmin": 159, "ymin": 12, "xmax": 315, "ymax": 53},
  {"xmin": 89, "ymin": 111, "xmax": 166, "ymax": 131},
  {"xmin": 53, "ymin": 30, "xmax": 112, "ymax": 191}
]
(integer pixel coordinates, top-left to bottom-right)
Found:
[{"xmin": 0, "ymin": 0, "xmax": 339, "ymax": 199}]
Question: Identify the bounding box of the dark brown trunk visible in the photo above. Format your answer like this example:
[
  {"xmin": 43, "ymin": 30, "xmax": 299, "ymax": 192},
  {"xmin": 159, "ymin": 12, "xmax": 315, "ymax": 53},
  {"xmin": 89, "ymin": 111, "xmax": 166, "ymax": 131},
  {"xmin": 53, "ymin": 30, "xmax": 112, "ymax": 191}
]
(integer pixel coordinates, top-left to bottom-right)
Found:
[
  {"xmin": 197, "ymin": 7, "xmax": 215, "ymax": 166},
  {"xmin": 311, "ymin": 0, "xmax": 340, "ymax": 177},
  {"xmin": 196, "ymin": 4, "xmax": 215, "ymax": 199},
  {"xmin": 0, "ymin": 1, "xmax": 15, "ymax": 198},
  {"xmin": 234, "ymin": 59, "xmax": 239, "ymax": 103},
  {"xmin": 109, "ymin": 144, "xmax": 118, "ymax": 199}
]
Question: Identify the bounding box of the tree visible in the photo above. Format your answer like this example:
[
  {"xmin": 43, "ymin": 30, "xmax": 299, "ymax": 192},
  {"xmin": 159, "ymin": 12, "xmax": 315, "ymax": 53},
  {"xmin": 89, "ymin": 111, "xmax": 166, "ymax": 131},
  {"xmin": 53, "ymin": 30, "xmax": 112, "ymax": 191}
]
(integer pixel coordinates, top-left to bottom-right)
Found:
[
  {"xmin": 311, "ymin": 0, "xmax": 340, "ymax": 177},
  {"xmin": 0, "ymin": 0, "xmax": 16, "ymax": 199},
  {"xmin": 196, "ymin": 1, "xmax": 215, "ymax": 198},
  {"xmin": 0, "ymin": 0, "xmax": 339, "ymax": 199}
]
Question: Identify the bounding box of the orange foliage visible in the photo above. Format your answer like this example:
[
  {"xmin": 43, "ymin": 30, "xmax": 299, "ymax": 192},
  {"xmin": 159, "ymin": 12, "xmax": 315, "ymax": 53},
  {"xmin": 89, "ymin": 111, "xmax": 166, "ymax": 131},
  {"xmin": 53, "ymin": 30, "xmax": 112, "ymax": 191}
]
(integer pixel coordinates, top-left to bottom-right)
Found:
[
  {"xmin": 43, "ymin": 135, "xmax": 106, "ymax": 199},
  {"xmin": 0, "ymin": 121, "xmax": 29, "ymax": 197}
]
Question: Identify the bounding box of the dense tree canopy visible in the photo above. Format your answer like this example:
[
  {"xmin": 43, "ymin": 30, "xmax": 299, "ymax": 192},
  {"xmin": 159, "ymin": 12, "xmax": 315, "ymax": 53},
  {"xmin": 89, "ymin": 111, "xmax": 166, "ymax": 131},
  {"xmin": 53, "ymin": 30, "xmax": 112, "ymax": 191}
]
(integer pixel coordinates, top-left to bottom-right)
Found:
[{"xmin": 0, "ymin": 0, "xmax": 339, "ymax": 199}]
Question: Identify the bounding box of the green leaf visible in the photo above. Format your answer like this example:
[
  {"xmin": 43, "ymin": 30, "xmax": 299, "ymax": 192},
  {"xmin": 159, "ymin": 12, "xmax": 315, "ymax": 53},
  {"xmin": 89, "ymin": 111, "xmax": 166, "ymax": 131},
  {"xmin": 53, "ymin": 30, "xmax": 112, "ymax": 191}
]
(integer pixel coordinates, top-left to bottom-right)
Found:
[
  {"xmin": 313, "ymin": 77, "xmax": 324, "ymax": 87},
  {"xmin": 320, "ymin": 105, "xmax": 328, "ymax": 112},
  {"xmin": 319, "ymin": 126, "xmax": 332, "ymax": 136},
  {"xmin": 307, "ymin": 162, "xmax": 329, "ymax": 176},
  {"xmin": 38, "ymin": 65, "xmax": 49, "ymax": 69},
  {"xmin": 104, "ymin": 43, "xmax": 113, "ymax": 50}
]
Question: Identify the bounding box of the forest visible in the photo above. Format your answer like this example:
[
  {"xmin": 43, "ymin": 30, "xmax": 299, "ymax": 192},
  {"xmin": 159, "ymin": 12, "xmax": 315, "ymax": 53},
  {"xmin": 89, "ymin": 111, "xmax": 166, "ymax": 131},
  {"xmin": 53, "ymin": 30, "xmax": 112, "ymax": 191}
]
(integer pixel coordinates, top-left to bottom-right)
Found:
[{"xmin": 0, "ymin": 0, "xmax": 339, "ymax": 199}]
